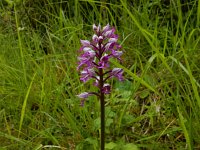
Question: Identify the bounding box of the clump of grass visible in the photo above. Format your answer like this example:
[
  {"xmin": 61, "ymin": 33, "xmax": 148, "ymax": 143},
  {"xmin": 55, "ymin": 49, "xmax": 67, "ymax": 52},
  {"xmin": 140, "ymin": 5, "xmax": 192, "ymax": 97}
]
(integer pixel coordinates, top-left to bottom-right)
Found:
[{"xmin": 0, "ymin": 0, "xmax": 200, "ymax": 149}]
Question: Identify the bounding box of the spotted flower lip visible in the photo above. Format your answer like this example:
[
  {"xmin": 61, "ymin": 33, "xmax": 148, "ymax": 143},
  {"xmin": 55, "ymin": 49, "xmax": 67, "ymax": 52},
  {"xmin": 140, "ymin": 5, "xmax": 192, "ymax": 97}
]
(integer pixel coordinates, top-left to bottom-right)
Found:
[
  {"xmin": 102, "ymin": 83, "xmax": 111, "ymax": 94},
  {"xmin": 77, "ymin": 23, "xmax": 124, "ymax": 105}
]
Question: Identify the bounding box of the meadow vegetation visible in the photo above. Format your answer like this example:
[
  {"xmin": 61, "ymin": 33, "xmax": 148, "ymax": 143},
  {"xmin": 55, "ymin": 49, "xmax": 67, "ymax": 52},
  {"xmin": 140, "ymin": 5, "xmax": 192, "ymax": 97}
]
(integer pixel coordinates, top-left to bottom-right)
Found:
[{"xmin": 0, "ymin": 0, "xmax": 200, "ymax": 149}]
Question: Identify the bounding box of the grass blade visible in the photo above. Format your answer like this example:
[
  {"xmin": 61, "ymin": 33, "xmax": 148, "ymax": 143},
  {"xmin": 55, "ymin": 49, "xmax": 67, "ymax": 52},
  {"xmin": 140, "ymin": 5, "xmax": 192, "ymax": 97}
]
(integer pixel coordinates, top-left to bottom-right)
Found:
[{"xmin": 18, "ymin": 72, "xmax": 37, "ymax": 138}]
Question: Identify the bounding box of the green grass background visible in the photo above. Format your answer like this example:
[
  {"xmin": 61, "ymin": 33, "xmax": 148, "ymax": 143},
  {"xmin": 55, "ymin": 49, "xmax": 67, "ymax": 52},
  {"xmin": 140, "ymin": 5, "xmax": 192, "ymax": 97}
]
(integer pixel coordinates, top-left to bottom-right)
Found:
[{"xmin": 0, "ymin": 0, "xmax": 200, "ymax": 149}]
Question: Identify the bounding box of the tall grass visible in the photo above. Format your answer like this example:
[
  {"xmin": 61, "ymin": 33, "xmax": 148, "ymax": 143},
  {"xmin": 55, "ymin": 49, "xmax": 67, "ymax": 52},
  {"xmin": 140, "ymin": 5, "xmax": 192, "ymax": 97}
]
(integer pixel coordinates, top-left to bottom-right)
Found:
[{"xmin": 0, "ymin": 0, "xmax": 200, "ymax": 149}]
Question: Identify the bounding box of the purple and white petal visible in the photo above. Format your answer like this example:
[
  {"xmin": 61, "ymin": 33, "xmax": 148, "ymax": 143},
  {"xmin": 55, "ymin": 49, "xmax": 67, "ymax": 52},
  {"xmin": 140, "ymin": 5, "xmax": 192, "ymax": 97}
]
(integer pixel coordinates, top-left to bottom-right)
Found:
[
  {"xmin": 93, "ymin": 24, "xmax": 98, "ymax": 31},
  {"xmin": 98, "ymin": 36, "xmax": 103, "ymax": 43},
  {"xmin": 103, "ymin": 28, "xmax": 115, "ymax": 38},
  {"xmin": 80, "ymin": 68, "xmax": 96, "ymax": 82},
  {"xmin": 111, "ymin": 68, "xmax": 124, "ymax": 81},
  {"xmin": 102, "ymin": 24, "xmax": 110, "ymax": 33},
  {"xmin": 97, "ymin": 24, "xmax": 101, "ymax": 33},
  {"xmin": 83, "ymin": 47, "xmax": 92, "ymax": 52},
  {"xmin": 109, "ymin": 37, "xmax": 118, "ymax": 43},
  {"xmin": 111, "ymin": 50, "xmax": 123, "ymax": 58},
  {"xmin": 98, "ymin": 54, "xmax": 110, "ymax": 69},
  {"xmin": 104, "ymin": 42, "xmax": 114, "ymax": 51},
  {"xmin": 94, "ymin": 76, "xmax": 100, "ymax": 87},
  {"xmin": 77, "ymin": 92, "xmax": 90, "ymax": 99},
  {"xmin": 92, "ymin": 34, "xmax": 98, "ymax": 42},
  {"xmin": 104, "ymin": 30, "xmax": 112, "ymax": 37},
  {"xmin": 80, "ymin": 40, "xmax": 90, "ymax": 47}
]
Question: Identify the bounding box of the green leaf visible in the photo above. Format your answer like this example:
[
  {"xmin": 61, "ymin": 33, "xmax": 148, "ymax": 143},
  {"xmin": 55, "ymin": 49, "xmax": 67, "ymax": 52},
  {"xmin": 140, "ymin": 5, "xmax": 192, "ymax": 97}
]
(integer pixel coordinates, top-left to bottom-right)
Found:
[
  {"xmin": 105, "ymin": 142, "xmax": 117, "ymax": 149},
  {"xmin": 139, "ymin": 90, "xmax": 150, "ymax": 99},
  {"xmin": 33, "ymin": 144, "xmax": 43, "ymax": 150},
  {"xmin": 106, "ymin": 118, "xmax": 113, "ymax": 127},
  {"xmin": 106, "ymin": 106, "xmax": 116, "ymax": 118},
  {"xmin": 93, "ymin": 117, "xmax": 100, "ymax": 130},
  {"xmin": 115, "ymin": 80, "xmax": 132, "ymax": 91},
  {"xmin": 123, "ymin": 143, "xmax": 139, "ymax": 150},
  {"xmin": 85, "ymin": 137, "xmax": 98, "ymax": 146},
  {"xmin": 122, "ymin": 114, "xmax": 135, "ymax": 125},
  {"xmin": 143, "ymin": 74, "xmax": 157, "ymax": 87}
]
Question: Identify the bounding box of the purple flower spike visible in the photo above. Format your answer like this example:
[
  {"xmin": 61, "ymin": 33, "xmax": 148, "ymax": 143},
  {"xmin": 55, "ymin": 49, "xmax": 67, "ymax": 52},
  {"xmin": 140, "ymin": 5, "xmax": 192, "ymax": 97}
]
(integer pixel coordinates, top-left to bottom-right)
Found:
[{"xmin": 77, "ymin": 23, "xmax": 124, "ymax": 101}]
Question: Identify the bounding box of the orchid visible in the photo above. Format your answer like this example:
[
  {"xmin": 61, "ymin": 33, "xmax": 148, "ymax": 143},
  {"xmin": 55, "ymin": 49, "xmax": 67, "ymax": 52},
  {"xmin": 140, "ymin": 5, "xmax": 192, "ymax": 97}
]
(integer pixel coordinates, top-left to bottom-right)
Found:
[
  {"xmin": 77, "ymin": 24, "xmax": 124, "ymax": 150},
  {"xmin": 77, "ymin": 24, "xmax": 123, "ymax": 97}
]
